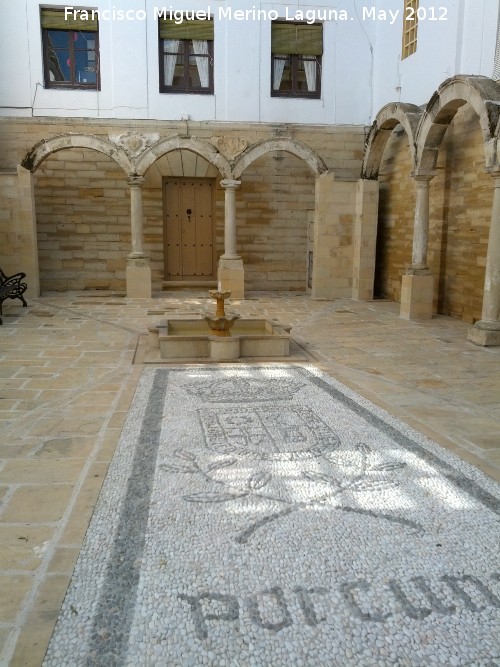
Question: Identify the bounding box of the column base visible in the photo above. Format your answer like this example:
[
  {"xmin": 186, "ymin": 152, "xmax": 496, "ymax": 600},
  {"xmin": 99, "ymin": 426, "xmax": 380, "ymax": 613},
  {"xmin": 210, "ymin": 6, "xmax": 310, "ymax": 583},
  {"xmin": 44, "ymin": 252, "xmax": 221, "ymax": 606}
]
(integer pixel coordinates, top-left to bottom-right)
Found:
[
  {"xmin": 218, "ymin": 257, "xmax": 244, "ymax": 299},
  {"xmin": 467, "ymin": 320, "xmax": 500, "ymax": 346},
  {"xmin": 126, "ymin": 256, "xmax": 152, "ymax": 298},
  {"xmin": 400, "ymin": 273, "xmax": 434, "ymax": 320}
]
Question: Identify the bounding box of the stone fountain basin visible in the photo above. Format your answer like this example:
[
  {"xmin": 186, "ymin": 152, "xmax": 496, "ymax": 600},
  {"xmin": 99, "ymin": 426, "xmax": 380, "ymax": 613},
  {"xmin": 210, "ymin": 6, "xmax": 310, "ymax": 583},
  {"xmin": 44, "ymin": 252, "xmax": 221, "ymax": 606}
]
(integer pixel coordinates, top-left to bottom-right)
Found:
[{"xmin": 148, "ymin": 319, "xmax": 291, "ymax": 360}]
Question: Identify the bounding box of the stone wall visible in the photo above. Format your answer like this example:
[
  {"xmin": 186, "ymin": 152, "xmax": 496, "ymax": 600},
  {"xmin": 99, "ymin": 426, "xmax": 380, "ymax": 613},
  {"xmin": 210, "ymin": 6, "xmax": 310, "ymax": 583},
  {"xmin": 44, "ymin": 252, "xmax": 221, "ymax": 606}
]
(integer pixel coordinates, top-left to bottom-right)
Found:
[
  {"xmin": 434, "ymin": 106, "xmax": 491, "ymax": 323},
  {"xmin": 238, "ymin": 153, "xmax": 314, "ymax": 291},
  {"xmin": 377, "ymin": 105, "xmax": 491, "ymax": 323},
  {"xmin": 377, "ymin": 132, "xmax": 415, "ymax": 303},
  {"xmin": 0, "ymin": 167, "xmax": 38, "ymax": 297},
  {"xmin": 34, "ymin": 150, "xmax": 130, "ymax": 291},
  {"xmin": 0, "ymin": 117, "xmax": 365, "ymax": 294}
]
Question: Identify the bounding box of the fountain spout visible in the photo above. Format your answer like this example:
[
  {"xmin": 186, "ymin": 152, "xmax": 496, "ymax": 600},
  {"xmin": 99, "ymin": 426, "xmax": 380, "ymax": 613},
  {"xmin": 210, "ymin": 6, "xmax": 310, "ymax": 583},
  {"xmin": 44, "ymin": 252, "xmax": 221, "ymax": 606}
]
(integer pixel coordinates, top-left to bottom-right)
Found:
[{"xmin": 204, "ymin": 289, "xmax": 240, "ymax": 337}]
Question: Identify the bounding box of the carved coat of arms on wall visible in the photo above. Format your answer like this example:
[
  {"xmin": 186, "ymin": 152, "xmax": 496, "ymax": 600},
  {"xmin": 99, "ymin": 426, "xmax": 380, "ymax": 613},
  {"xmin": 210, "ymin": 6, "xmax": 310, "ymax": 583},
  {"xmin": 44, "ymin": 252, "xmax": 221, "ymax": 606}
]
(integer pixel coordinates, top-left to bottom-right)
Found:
[
  {"xmin": 108, "ymin": 130, "xmax": 160, "ymax": 158},
  {"xmin": 211, "ymin": 136, "xmax": 248, "ymax": 160}
]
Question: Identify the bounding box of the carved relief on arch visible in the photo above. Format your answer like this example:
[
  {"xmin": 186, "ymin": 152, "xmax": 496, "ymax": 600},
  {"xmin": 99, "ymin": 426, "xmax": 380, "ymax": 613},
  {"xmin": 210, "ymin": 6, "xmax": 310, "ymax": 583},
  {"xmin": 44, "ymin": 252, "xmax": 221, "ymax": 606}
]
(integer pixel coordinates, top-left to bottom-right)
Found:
[
  {"xmin": 109, "ymin": 130, "xmax": 160, "ymax": 158},
  {"xmin": 210, "ymin": 136, "xmax": 248, "ymax": 161}
]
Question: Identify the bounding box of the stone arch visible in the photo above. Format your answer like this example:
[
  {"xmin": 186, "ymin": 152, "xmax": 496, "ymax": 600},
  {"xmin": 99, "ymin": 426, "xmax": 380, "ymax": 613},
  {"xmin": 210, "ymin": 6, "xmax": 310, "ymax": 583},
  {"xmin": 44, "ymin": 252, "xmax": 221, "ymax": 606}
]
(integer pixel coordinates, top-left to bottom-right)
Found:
[
  {"xmin": 232, "ymin": 138, "xmax": 327, "ymax": 178},
  {"xmin": 135, "ymin": 135, "xmax": 232, "ymax": 179},
  {"xmin": 362, "ymin": 103, "xmax": 423, "ymax": 180},
  {"xmin": 21, "ymin": 133, "xmax": 133, "ymax": 174},
  {"xmin": 416, "ymin": 75, "xmax": 500, "ymax": 174}
]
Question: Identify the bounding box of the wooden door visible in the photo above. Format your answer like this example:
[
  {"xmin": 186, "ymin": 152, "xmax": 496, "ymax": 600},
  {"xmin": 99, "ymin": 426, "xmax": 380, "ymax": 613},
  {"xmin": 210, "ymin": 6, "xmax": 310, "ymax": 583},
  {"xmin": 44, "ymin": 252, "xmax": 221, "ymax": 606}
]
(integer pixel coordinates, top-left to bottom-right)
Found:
[{"xmin": 163, "ymin": 178, "xmax": 216, "ymax": 281}]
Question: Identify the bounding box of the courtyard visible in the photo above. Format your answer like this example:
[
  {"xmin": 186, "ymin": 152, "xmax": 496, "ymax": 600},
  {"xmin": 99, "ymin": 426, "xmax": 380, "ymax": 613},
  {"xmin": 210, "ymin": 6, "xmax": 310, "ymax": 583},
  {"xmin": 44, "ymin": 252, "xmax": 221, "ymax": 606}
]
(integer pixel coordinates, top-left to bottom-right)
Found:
[{"xmin": 0, "ymin": 291, "xmax": 499, "ymax": 665}]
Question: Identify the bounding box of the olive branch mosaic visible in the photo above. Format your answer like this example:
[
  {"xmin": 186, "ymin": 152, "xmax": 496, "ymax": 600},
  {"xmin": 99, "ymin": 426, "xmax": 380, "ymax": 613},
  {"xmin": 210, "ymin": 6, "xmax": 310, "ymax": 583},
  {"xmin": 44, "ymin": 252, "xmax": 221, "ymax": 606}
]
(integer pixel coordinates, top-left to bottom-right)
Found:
[{"xmin": 161, "ymin": 441, "xmax": 423, "ymax": 544}]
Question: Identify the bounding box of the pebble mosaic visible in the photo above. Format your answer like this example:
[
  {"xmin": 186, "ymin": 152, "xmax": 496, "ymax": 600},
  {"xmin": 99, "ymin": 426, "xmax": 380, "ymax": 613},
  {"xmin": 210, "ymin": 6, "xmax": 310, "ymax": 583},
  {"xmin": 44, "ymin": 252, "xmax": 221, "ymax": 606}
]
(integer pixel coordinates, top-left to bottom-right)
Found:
[{"xmin": 43, "ymin": 364, "xmax": 500, "ymax": 666}]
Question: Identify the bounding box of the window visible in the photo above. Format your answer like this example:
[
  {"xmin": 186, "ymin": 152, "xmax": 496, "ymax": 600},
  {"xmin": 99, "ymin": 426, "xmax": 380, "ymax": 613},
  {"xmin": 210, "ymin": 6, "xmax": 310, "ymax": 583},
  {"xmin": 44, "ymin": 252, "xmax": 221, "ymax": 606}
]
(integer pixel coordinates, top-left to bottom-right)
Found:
[
  {"xmin": 402, "ymin": 0, "xmax": 419, "ymax": 59},
  {"xmin": 159, "ymin": 18, "xmax": 214, "ymax": 94},
  {"xmin": 41, "ymin": 8, "xmax": 99, "ymax": 89},
  {"xmin": 271, "ymin": 22, "xmax": 322, "ymax": 98}
]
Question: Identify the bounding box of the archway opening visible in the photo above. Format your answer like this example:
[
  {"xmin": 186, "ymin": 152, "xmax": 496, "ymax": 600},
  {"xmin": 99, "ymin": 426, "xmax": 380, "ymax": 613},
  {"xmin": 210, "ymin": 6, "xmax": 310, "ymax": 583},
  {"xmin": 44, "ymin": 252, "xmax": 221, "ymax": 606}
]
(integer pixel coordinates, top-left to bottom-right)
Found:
[
  {"xmin": 143, "ymin": 149, "xmax": 223, "ymax": 288},
  {"xmin": 430, "ymin": 105, "xmax": 491, "ymax": 323},
  {"xmin": 34, "ymin": 147, "xmax": 129, "ymax": 291},
  {"xmin": 238, "ymin": 150, "xmax": 315, "ymax": 291},
  {"xmin": 374, "ymin": 126, "xmax": 415, "ymax": 302}
]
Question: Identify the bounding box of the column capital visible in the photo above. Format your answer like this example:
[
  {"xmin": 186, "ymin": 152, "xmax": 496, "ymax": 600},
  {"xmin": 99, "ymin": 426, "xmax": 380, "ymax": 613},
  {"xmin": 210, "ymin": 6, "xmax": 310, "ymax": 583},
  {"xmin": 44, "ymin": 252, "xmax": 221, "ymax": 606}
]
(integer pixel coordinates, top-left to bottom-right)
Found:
[
  {"xmin": 411, "ymin": 172, "xmax": 435, "ymax": 183},
  {"xmin": 126, "ymin": 174, "xmax": 146, "ymax": 187},
  {"xmin": 220, "ymin": 179, "xmax": 241, "ymax": 190},
  {"xmin": 489, "ymin": 170, "xmax": 500, "ymax": 184}
]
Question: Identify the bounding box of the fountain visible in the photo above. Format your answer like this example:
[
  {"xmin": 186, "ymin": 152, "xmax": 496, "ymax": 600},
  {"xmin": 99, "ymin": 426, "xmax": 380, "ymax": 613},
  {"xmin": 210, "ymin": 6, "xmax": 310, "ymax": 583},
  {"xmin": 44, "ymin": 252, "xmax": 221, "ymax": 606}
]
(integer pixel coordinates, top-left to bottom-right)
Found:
[
  {"xmin": 147, "ymin": 289, "xmax": 291, "ymax": 361},
  {"xmin": 204, "ymin": 289, "xmax": 240, "ymax": 336}
]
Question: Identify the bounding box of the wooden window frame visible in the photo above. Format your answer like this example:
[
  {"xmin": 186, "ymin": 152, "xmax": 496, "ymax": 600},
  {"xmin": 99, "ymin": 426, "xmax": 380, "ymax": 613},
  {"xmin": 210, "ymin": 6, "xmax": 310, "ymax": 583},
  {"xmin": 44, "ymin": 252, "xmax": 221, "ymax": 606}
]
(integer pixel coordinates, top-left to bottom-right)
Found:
[
  {"xmin": 271, "ymin": 22, "xmax": 322, "ymax": 99},
  {"xmin": 41, "ymin": 11, "xmax": 100, "ymax": 90},
  {"xmin": 402, "ymin": 0, "xmax": 419, "ymax": 60},
  {"xmin": 158, "ymin": 20, "xmax": 214, "ymax": 95}
]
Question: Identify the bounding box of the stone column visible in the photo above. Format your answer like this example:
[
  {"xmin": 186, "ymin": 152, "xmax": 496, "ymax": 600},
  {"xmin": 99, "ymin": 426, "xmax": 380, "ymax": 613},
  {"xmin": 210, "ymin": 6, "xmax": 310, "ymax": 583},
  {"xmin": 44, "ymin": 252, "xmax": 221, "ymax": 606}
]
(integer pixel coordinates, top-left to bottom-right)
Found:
[
  {"xmin": 218, "ymin": 179, "xmax": 244, "ymax": 298},
  {"xmin": 468, "ymin": 172, "xmax": 500, "ymax": 346},
  {"xmin": 126, "ymin": 175, "xmax": 151, "ymax": 298},
  {"xmin": 400, "ymin": 175, "xmax": 434, "ymax": 320}
]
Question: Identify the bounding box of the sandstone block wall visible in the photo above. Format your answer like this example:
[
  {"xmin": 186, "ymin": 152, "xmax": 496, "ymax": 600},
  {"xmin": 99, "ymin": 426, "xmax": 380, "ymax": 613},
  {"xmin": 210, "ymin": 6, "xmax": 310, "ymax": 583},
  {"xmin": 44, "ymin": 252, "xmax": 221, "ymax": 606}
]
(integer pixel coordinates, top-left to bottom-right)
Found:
[
  {"xmin": 434, "ymin": 106, "xmax": 491, "ymax": 323},
  {"xmin": 377, "ymin": 132, "xmax": 415, "ymax": 304},
  {"xmin": 377, "ymin": 105, "xmax": 491, "ymax": 323},
  {"xmin": 238, "ymin": 153, "xmax": 314, "ymax": 291},
  {"xmin": 0, "ymin": 118, "xmax": 365, "ymax": 294},
  {"xmin": 35, "ymin": 150, "xmax": 130, "ymax": 291}
]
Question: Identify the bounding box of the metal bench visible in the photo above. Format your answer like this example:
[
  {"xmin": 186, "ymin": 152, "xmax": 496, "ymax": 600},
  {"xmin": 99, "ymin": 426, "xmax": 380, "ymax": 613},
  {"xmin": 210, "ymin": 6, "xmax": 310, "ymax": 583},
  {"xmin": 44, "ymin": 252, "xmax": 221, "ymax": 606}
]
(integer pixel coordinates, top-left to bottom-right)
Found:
[{"xmin": 0, "ymin": 268, "xmax": 28, "ymax": 324}]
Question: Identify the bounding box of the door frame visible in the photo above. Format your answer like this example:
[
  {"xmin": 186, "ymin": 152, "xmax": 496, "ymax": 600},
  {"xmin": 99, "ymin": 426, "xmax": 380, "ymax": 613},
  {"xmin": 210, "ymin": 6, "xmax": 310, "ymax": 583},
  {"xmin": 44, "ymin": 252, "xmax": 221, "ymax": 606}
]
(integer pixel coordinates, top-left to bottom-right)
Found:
[{"xmin": 162, "ymin": 176, "xmax": 217, "ymax": 282}]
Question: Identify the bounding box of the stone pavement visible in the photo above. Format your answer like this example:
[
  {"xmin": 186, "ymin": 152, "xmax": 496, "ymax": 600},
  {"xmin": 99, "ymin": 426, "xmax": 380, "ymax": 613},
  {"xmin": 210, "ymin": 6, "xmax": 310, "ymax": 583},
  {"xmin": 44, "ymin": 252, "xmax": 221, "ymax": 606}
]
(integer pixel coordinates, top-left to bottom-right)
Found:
[{"xmin": 0, "ymin": 291, "xmax": 499, "ymax": 666}]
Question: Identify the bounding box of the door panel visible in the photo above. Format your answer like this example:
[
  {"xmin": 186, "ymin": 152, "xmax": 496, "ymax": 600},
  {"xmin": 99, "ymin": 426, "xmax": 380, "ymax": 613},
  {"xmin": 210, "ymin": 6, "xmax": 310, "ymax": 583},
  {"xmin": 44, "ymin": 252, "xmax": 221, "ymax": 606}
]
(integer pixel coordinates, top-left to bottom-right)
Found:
[
  {"xmin": 164, "ymin": 180, "xmax": 182, "ymax": 277},
  {"xmin": 163, "ymin": 177, "xmax": 215, "ymax": 280}
]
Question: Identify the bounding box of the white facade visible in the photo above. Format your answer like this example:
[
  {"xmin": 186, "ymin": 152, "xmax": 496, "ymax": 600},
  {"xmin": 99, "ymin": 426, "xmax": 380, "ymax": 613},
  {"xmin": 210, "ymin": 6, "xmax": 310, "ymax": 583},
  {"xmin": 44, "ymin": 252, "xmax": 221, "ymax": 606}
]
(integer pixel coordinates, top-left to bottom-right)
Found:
[
  {"xmin": 1, "ymin": 0, "xmax": 498, "ymax": 125},
  {"xmin": 373, "ymin": 0, "xmax": 499, "ymax": 111}
]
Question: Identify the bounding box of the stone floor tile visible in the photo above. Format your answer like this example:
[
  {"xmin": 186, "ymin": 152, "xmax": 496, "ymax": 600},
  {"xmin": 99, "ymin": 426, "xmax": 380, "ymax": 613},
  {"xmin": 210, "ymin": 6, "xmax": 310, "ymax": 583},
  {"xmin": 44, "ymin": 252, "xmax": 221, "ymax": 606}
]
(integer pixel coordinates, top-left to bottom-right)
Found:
[
  {"xmin": 0, "ymin": 574, "xmax": 34, "ymax": 622},
  {"xmin": 95, "ymin": 430, "xmax": 121, "ymax": 462},
  {"xmin": 32, "ymin": 436, "xmax": 94, "ymax": 459},
  {"xmin": 0, "ymin": 526, "xmax": 55, "ymax": 570},
  {"xmin": 0, "ymin": 485, "xmax": 74, "ymax": 523},
  {"xmin": 8, "ymin": 574, "xmax": 71, "ymax": 667},
  {"xmin": 0, "ymin": 460, "xmax": 85, "ymax": 485},
  {"xmin": 0, "ymin": 444, "xmax": 37, "ymax": 459},
  {"xmin": 46, "ymin": 546, "xmax": 80, "ymax": 574},
  {"xmin": 58, "ymin": 462, "xmax": 110, "ymax": 546}
]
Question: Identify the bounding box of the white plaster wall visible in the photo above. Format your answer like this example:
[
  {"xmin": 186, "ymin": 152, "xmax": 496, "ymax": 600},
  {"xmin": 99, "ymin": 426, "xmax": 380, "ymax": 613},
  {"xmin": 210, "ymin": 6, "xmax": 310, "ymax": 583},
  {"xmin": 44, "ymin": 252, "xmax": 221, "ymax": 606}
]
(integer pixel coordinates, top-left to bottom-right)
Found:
[
  {"xmin": 0, "ymin": 2, "xmax": 32, "ymax": 115},
  {"xmin": 1, "ymin": 0, "xmax": 497, "ymax": 124},
  {"xmin": 0, "ymin": 0, "xmax": 373, "ymax": 124},
  {"xmin": 372, "ymin": 0, "xmax": 499, "ymax": 112}
]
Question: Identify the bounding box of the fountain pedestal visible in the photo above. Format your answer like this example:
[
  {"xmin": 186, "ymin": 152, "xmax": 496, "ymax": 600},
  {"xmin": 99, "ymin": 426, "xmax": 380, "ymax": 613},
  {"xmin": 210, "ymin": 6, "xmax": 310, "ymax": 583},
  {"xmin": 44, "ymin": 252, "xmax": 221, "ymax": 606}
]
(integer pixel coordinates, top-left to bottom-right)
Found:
[
  {"xmin": 208, "ymin": 334, "xmax": 241, "ymax": 360},
  {"xmin": 204, "ymin": 290, "xmax": 240, "ymax": 337},
  {"xmin": 147, "ymin": 289, "xmax": 291, "ymax": 362}
]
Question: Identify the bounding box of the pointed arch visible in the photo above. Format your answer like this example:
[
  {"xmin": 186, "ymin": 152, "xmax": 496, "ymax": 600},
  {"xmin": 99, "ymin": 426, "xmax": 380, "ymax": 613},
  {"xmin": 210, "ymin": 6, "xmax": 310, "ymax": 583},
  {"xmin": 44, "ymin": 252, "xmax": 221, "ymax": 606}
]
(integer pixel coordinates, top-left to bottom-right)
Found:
[
  {"xmin": 361, "ymin": 103, "xmax": 422, "ymax": 180},
  {"xmin": 135, "ymin": 135, "xmax": 232, "ymax": 178},
  {"xmin": 232, "ymin": 138, "xmax": 327, "ymax": 178},
  {"xmin": 21, "ymin": 133, "xmax": 133, "ymax": 174}
]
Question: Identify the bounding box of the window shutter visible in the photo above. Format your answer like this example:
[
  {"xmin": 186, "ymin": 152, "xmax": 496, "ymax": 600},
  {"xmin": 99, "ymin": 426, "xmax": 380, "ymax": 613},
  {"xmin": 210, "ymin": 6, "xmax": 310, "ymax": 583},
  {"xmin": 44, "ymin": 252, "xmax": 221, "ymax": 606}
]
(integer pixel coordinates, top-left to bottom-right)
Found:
[
  {"xmin": 41, "ymin": 8, "xmax": 98, "ymax": 31},
  {"xmin": 159, "ymin": 19, "xmax": 214, "ymax": 41},
  {"xmin": 271, "ymin": 23, "xmax": 323, "ymax": 56}
]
